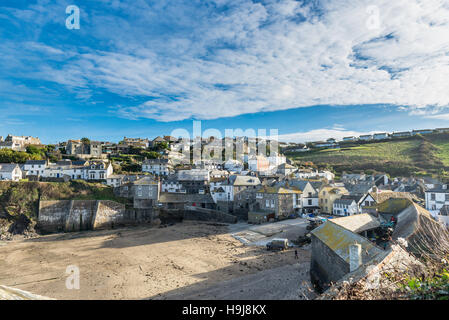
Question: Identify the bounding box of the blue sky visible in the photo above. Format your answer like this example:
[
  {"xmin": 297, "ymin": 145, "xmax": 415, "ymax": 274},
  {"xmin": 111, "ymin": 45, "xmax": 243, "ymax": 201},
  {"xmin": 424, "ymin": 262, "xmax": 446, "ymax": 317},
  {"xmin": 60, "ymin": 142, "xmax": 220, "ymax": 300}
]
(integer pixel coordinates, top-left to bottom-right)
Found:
[{"xmin": 1, "ymin": 0, "xmax": 449, "ymax": 144}]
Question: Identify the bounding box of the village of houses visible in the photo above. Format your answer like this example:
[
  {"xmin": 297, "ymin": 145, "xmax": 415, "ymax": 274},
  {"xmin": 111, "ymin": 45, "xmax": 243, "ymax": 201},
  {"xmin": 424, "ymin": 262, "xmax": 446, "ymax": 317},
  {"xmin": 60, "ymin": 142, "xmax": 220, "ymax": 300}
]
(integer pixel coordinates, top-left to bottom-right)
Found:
[{"xmin": 0, "ymin": 130, "xmax": 448, "ymax": 299}]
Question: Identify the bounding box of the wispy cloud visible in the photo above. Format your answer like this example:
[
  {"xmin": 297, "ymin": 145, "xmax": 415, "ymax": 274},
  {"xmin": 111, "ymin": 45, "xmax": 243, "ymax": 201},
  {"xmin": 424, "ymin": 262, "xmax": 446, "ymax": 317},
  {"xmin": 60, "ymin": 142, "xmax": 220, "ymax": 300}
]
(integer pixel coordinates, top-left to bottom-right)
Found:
[
  {"xmin": 1, "ymin": 0, "xmax": 449, "ymax": 122},
  {"xmin": 424, "ymin": 113, "xmax": 449, "ymax": 121}
]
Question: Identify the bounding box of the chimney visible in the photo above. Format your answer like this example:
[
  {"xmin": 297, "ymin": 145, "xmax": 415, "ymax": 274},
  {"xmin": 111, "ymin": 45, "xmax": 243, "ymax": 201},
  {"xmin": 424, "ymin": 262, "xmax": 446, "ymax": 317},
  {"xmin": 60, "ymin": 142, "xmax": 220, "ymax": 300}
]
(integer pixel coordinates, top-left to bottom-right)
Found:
[{"xmin": 349, "ymin": 243, "xmax": 362, "ymax": 272}]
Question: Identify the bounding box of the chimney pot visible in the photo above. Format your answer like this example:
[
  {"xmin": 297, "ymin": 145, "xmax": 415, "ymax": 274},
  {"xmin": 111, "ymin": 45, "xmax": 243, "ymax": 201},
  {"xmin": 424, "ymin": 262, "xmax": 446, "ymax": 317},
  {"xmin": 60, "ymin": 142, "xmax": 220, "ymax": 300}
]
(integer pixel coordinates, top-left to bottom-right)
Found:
[{"xmin": 349, "ymin": 243, "xmax": 362, "ymax": 272}]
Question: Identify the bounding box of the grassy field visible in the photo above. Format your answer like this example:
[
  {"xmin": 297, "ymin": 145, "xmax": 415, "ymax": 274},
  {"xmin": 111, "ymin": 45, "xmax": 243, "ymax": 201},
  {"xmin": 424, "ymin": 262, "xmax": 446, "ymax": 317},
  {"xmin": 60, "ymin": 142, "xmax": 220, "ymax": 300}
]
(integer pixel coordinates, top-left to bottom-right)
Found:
[
  {"xmin": 293, "ymin": 140, "xmax": 419, "ymax": 163},
  {"xmin": 431, "ymin": 139, "xmax": 449, "ymax": 167},
  {"xmin": 286, "ymin": 133, "xmax": 449, "ymax": 179}
]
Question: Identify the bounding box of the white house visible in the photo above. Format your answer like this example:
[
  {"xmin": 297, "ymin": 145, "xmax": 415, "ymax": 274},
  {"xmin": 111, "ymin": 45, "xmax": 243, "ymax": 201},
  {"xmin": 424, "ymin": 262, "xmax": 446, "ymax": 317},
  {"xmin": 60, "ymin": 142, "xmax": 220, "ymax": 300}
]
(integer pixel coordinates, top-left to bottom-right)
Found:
[
  {"xmin": 333, "ymin": 199, "xmax": 358, "ymax": 216},
  {"xmin": 210, "ymin": 186, "xmax": 232, "ymax": 203},
  {"xmin": 359, "ymin": 193, "xmax": 377, "ymax": 213},
  {"xmin": 142, "ymin": 159, "xmax": 172, "ymax": 176},
  {"xmin": 86, "ymin": 162, "xmax": 113, "ymax": 180},
  {"xmin": 24, "ymin": 160, "xmax": 47, "ymax": 176},
  {"xmin": 106, "ymin": 174, "xmax": 146, "ymax": 187},
  {"xmin": 42, "ymin": 161, "xmax": 112, "ymax": 181},
  {"xmin": 294, "ymin": 169, "xmax": 334, "ymax": 181},
  {"xmin": 359, "ymin": 135, "xmax": 373, "ymax": 141},
  {"xmin": 161, "ymin": 175, "xmax": 185, "ymax": 193},
  {"xmin": 224, "ymin": 159, "xmax": 244, "ymax": 173},
  {"xmin": 248, "ymin": 155, "xmax": 270, "ymax": 173},
  {"xmin": 318, "ymin": 170, "xmax": 335, "ymax": 181},
  {"xmin": 0, "ymin": 163, "xmax": 22, "ymax": 181},
  {"xmin": 276, "ymin": 163, "xmax": 297, "ymax": 175},
  {"xmin": 288, "ymin": 180, "xmax": 319, "ymax": 213},
  {"xmin": 211, "ymin": 175, "xmax": 261, "ymax": 204},
  {"xmin": 412, "ymin": 129, "xmax": 433, "ymax": 135},
  {"xmin": 425, "ymin": 185, "xmax": 449, "ymax": 217},
  {"xmin": 373, "ymin": 133, "xmax": 389, "ymax": 140},
  {"xmin": 392, "ymin": 131, "xmax": 411, "ymax": 138},
  {"xmin": 0, "ymin": 141, "xmax": 23, "ymax": 151}
]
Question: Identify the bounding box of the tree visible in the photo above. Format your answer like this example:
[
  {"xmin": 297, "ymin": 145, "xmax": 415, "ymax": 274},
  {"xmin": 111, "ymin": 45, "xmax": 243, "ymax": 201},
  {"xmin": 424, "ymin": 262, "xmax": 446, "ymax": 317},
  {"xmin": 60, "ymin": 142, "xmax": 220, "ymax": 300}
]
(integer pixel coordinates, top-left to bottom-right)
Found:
[
  {"xmin": 141, "ymin": 151, "xmax": 160, "ymax": 159},
  {"xmin": 128, "ymin": 146, "xmax": 144, "ymax": 155},
  {"xmin": 81, "ymin": 137, "xmax": 90, "ymax": 145},
  {"xmin": 0, "ymin": 149, "xmax": 34, "ymax": 163},
  {"xmin": 26, "ymin": 145, "xmax": 43, "ymax": 155}
]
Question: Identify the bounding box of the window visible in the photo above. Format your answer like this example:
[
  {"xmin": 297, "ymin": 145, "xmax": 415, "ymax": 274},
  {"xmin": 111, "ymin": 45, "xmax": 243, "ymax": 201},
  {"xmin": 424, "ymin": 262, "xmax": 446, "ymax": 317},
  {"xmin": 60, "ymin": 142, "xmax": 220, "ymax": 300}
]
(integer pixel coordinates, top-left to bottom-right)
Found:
[
  {"xmin": 266, "ymin": 200, "xmax": 269, "ymax": 207},
  {"xmin": 445, "ymin": 194, "xmax": 449, "ymax": 201},
  {"xmin": 431, "ymin": 193, "xmax": 436, "ymax": 201},
  {"xmin": 308, "ymin": 192, "xmax": 312, "ymax": 197},
  {"xmin": 308, "ymin": 199, "xmax": 312, "ymax": 205}
]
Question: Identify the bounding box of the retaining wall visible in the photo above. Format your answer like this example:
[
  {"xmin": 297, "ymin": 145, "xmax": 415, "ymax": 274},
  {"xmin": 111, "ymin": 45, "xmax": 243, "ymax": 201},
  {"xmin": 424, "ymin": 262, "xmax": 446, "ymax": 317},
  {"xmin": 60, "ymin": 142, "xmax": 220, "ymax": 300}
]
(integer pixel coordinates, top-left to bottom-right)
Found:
[
  {"xmin": 184, "ymin": 206, "xmax": 237, "ymax": 224},
  {"xmin": 38, "ymin": 200, "xmax": 153, "ymax": 233}
]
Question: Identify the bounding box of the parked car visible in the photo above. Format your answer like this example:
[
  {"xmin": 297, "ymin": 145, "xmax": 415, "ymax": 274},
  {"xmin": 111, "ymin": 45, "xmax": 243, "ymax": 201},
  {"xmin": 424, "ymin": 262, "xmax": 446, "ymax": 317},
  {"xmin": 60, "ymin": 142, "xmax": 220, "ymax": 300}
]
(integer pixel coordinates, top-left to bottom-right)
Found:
[{"xmin": 266, "ymin": 238, "xmax": 289, "ymax": 251}]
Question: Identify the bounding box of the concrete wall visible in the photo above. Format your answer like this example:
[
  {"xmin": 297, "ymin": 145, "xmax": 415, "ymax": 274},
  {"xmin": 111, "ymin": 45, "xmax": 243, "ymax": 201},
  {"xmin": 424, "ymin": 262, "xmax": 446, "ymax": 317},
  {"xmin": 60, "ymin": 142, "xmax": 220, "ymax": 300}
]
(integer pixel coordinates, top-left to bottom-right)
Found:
[
  {"xmin": 65, "ymin": 200, "xmax": 96, "ymax": 232},
  {"xmin": 310, "ymin": 234, "xmax": 350, "ymax": 292},
  {"xmin": 93, "ymin": 200, "xmax": 128, "ymax": 230},
  {"xmin": 38, "ymin": 200, "xmax": 148, "ymax": 233},
  {"xmin": 37, "ymin": 200, "xmax": 72, "ymax": 233},
  {"xmin": 184, "ymin": 206, "xmax": 237, "ymax": 224}
]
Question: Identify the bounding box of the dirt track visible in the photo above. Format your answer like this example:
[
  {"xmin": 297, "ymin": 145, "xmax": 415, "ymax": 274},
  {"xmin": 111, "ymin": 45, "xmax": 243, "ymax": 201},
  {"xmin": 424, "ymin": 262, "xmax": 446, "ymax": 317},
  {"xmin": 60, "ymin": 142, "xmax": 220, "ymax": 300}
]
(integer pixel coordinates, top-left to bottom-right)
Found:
[{"xmin": 0, "ymin": 221, "xmax": 315, "ymax": 300}]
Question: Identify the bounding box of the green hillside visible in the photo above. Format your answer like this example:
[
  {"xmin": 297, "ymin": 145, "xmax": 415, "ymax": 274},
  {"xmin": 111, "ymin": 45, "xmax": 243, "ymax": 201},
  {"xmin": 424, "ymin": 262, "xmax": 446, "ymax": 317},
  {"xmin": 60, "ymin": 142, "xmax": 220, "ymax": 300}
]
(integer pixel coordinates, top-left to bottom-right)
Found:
[{"xmin": 286, "ymin": 132, "xmax": 449, "ymax": 179}]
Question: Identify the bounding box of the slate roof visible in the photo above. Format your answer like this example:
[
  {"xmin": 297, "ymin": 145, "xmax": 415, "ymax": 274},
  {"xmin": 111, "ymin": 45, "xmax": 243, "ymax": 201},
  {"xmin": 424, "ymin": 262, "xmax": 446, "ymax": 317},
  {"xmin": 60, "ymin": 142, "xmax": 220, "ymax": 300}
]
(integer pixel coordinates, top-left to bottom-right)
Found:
[
  {"xmin": 0, "ymin": 163, "xmax": 19, "ymax": 172},
  {"xmin": 344, "ymin": 182, "xmax": 374, "ymax": 195},
  {"xmin": 256, "ymin": 185, "xmax": 302, "ymax": 194},
  {"xmin": 177, "ymin": 169, "xmax": 209, "ymax": 181},
  {"xmin": 158, "ymin": 192, "xmax": 214, "ymax": 203},
  {"xmin": 25, "ymin": 160, "xmax": 47, "ymax": 165},
  {"xmin": 133, "ymin": 176, "xmax": 159, "ymax": 185},
  {"xmin": 311, "ymin": 220, "xmax": 384, "ymax": 264},
  {"xmin": 228, "ymin": 175, "xmax": 261, "ymax": 186},
  {"xmin": 340, "ymin": 194, "xmax": 365, "ymax": 203},
  {"xmin": 277, "ymin": 163, "xmax": 296, "ymax": 170},
  {"xmin": 334, "ymin": 198, "xmax": 356, "ymax": 206},
  {"xmin": 143, "ymin": 158, "xmax": 170, "ymax": 165},
  {"xmin": 285, "ymin": 180, "xmax": 311, "ymax": 192},
  {"xmin": 363, "ymin": 191, "xmax": 417, "ymax": 204},
  {"xmin": 331, "ymin": 214, "xmax": 381, "ymax": 233}
]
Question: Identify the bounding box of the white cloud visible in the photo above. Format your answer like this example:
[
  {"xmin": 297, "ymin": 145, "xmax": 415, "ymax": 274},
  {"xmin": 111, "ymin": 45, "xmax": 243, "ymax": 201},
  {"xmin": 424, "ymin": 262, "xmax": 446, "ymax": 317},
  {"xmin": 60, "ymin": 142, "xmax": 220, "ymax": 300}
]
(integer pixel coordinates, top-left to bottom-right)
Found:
[
  {"xmin": 4, "ymin": 0, "xmax": 449, "ymax": 121},
  {"xmin": 424, "ymin": 113, "xmax": 449, "ymax": 120},
  {"xmin": 278, "ymin": 128, "xmax": 376, "ymax": 144}
]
